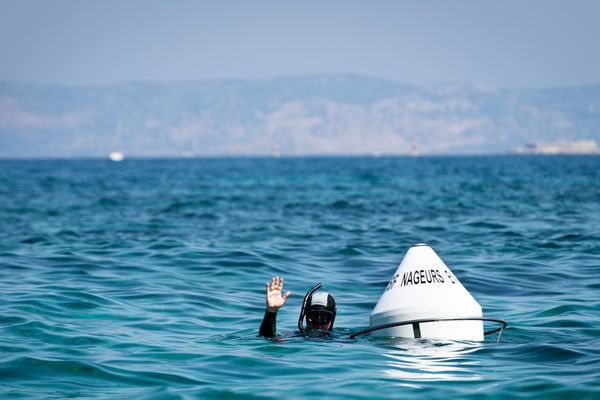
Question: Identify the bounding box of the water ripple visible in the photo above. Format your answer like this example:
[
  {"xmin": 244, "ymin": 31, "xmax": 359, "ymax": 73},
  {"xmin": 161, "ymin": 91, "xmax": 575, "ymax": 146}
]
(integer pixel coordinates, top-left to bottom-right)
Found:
[{"xmin": 1, "ymin": 156, "xmax": 599, "ymax": 398}]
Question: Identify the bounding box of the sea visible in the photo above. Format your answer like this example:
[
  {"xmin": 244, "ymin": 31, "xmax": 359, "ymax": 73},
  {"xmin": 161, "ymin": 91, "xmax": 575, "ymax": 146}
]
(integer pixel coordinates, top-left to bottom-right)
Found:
[{"xmin": 0, "ymin": 156, "xmax": 599, "ymax": 399}]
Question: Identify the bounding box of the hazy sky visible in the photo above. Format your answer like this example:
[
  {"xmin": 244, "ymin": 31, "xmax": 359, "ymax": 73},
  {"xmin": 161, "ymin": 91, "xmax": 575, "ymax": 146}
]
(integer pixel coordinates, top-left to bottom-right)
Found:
[{"xmin": 1, "ymin": 0, "xmax": 599, "ymax": 88}]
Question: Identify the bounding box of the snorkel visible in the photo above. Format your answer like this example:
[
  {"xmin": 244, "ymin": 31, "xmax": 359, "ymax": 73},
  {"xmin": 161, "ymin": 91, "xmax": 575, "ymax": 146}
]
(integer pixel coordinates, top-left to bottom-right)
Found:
[{"xmin": 298, "ymin": 282, "xmax": 321, "ymax": 333}]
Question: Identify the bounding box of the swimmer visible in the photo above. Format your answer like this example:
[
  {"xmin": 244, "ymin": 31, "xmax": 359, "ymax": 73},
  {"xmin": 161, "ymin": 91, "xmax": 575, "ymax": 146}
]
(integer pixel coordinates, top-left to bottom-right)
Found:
[{"xmin": 259, "ymin": 276, "xmax": 336, "ymax": 338}]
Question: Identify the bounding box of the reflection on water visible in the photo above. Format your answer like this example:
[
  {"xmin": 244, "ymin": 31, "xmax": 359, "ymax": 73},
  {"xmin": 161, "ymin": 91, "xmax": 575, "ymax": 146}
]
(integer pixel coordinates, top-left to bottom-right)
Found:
[{"xmin": 380, "ymin": 339, "xmax": 482, "ymax": 384}]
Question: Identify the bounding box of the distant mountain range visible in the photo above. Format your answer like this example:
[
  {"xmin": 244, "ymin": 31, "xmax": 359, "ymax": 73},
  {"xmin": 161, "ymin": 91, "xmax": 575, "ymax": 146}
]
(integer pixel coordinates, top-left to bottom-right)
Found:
[{"xmin": 1, "ymin": 75, "xmax": 599, "ymax": 157}]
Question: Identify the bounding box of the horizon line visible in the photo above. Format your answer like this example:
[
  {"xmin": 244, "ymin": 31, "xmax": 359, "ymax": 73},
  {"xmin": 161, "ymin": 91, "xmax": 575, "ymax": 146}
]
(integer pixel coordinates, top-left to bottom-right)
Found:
[
  {"xmin": 3, "ymin": 153, "xmax": 599, "ymax": 162},
  {"xmin": 2, "ymin": 73, "xmax": 600, "ymax": 92}
]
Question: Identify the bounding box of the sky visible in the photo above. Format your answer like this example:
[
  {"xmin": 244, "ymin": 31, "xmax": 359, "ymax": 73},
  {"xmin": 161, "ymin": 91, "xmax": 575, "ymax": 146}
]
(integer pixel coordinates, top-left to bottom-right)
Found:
[{"xmin": 0, "ymin": 0, "xmax": 599, "ymax": 88}]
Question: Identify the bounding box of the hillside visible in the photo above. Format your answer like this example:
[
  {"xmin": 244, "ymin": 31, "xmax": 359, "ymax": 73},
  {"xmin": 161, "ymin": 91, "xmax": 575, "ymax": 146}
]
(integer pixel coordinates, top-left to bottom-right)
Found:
[{"xmin": 1, "ymin": 76, "xmax": 599, "ymax": 157}]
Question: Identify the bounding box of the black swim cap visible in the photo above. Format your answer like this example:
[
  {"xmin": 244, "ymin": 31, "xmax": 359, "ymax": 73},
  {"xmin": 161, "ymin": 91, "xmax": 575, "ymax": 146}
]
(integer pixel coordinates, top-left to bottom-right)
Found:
[
  {"xmin": 306, "ymin": 291, "xmax": 336, "ymax": 312},
  {"xmin": 305, "ymin": 292, "xmax": 336, "ymax": 329}
]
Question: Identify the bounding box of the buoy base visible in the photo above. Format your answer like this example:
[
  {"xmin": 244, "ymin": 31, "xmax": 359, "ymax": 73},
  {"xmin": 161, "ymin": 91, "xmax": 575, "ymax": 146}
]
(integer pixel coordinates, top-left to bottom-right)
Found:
[
  {"xmin": 371, "ymin": 319, "xmax": 483, "ymax": 341},
  {"xmin": 350, "ymin": 317, "xmax": 507, "ymax": 343}
]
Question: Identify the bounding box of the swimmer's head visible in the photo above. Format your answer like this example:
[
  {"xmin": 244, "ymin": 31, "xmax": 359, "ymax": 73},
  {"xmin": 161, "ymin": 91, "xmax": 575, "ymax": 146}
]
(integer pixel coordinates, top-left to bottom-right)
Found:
[{"xmin": 305, "ymin": 291, "xmax": 336, "ymax": 331}]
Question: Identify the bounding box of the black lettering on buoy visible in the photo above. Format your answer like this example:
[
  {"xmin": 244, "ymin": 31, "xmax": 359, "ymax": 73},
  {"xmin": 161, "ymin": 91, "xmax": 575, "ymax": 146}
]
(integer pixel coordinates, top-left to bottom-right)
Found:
[
  {"xmin": 430, "ymin": 269, "xmax": 438, "ymax": 283},
  {"xmin": 436, "ymin": 270, "xmax": 445, "ymax": 283},
  {"xmin": 386, "ymin": 273, "xmax": 400, "ymax": 291},
  {"xmin": 395, "ymin": 268, "xmax": 452, "ymax": 287}
]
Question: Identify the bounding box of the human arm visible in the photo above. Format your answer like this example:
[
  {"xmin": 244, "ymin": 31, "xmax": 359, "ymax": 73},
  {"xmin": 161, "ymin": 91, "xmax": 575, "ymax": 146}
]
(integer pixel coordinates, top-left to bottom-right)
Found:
[{"xmin": 259, "ymin": 276, "xmax": 291, "ymax": 338}]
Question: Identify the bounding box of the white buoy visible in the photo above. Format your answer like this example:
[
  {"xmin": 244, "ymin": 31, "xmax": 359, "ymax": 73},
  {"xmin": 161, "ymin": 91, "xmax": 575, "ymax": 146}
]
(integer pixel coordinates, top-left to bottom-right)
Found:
[{"xmin": 368, "ymin": 244, "xmax": 484, "ymax": 341}]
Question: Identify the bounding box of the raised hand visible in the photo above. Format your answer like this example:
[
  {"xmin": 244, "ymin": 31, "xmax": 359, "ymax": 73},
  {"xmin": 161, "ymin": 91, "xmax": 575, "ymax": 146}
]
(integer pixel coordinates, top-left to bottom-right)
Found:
[{"xmin": 265, "ymin": 276, "xmax": 291, "ymax": 313}]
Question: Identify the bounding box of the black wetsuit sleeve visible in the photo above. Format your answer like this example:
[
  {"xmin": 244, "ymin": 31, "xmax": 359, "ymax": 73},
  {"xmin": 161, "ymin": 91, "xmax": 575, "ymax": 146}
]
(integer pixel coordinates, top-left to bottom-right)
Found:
[{"xmin": 259, "ymin": 310, "xmax": 277, "ymax": 338}]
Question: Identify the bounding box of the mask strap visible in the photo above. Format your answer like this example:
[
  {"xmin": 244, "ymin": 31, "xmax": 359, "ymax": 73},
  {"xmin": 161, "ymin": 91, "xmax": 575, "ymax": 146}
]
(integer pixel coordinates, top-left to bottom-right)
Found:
[{"xmin": 298, "ymin": 282, "xmax": 321, "ymax": 333}]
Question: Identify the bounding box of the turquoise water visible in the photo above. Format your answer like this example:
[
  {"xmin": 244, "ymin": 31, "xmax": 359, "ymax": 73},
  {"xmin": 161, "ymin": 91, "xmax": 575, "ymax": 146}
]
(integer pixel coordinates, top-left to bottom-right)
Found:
[{"xmin": 1, "ymin": 156, "xmax": 599, "ymax": 399}]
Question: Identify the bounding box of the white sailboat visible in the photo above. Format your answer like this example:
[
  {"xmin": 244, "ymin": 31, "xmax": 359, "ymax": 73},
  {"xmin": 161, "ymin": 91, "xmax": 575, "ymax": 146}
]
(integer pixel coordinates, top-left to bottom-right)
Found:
[
  {"xmin": 109, "ymin": 150, "xmax": 124, "ymax": 162},
  {"xmin": 109, "ymin": 123, "xmax": 125, "ymax": 162},
  {"xmin": 410, "ymin": 140, "xmax": 420, "ymax": 157}
]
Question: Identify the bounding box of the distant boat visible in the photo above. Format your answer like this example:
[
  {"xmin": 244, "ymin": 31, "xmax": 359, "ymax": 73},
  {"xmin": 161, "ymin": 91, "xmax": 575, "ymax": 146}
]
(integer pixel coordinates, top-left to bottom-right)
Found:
[
  {"xmin": 410, "ymin": 140, "xmax": 420, "ymax": 157},
  {"xmin": 109, "ymin": 150, "xmax": 124, "ymax": 162},
  {"xmin": 109, "ymin": 122, "xmax": 125, "ymax": 161},
  {"xmin": 515, "ymin": 140, "xmax": 599, "ymax": 155},
  {"xmin": 272, "ymin": 144, "xmax": 281, "ymax": 158}
]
